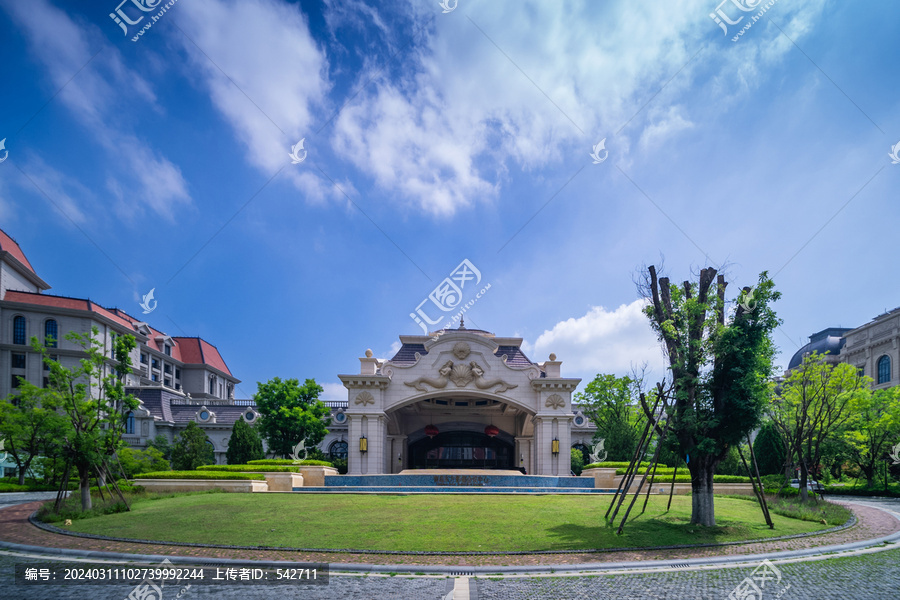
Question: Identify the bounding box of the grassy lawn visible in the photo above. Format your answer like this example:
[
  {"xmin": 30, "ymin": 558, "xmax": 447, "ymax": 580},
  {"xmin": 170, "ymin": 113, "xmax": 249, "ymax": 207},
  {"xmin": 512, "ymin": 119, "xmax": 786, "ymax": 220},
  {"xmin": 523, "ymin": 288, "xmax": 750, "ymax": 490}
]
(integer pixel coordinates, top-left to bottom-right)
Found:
[{"xmin": 64, "ymin": 494, "xmax": 836, "ymax": 552}]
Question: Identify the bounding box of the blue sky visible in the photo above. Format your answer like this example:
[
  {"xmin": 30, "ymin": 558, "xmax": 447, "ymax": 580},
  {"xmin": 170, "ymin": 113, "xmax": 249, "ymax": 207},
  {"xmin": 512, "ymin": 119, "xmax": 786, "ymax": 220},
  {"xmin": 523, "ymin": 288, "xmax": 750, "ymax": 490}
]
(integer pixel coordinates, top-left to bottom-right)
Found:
[{"xmin": 1, "ymin": 0, "xmax": 898, "ymax": 401}]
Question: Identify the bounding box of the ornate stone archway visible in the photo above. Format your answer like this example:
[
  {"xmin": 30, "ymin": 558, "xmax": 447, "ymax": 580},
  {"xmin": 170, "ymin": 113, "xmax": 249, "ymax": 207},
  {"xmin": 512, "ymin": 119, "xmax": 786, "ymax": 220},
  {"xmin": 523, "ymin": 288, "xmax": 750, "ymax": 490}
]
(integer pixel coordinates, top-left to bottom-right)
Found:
[{"xmin": 338, "ymin": 326, "xmax": 580, "ymax": 475}]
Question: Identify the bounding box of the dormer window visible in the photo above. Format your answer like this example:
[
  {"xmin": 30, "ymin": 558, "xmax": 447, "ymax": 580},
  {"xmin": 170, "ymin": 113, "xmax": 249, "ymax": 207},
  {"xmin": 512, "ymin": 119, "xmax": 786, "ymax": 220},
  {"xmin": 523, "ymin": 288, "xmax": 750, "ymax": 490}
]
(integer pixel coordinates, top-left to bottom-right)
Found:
[
  {"xmin": 164, "ymin": 344, "xmax": 171, "ymax": 356},
  {"xmin": 208, "ymin": 376, "xmax": 216, "ymax": 396}
]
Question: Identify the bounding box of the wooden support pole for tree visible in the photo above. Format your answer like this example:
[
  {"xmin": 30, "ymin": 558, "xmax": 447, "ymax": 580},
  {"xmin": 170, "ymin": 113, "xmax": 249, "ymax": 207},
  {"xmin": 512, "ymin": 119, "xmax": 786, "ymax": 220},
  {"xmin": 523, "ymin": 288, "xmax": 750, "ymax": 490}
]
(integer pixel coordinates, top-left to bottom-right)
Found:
[
  {"xmin": 54, "ymin": 462, "xmax": 71, "ymax": 514},
  {"xmin": 666, "ymin": 463, "xmax": 679, "ymax": 511},
  {"xmin": 642, "ymin": 422, "xmax": 671, "ymax": 515},
  {"xmin": 605, "ymin": 406, "xmax": 654, "ymax": 521},
  {"xmin": 619, "ymin": 422, "xmax": 671, "ymax": 534},
  {"xmin": 609, "ymin": 414, "xmax": 658, "ymax": 526},
  {"xmin": 738, "ymin": 443, "xmax": 773, "ymax": 529},
  {"xmin": 746, "ymin": 434, "xmax": 773, "ymax": 526}
]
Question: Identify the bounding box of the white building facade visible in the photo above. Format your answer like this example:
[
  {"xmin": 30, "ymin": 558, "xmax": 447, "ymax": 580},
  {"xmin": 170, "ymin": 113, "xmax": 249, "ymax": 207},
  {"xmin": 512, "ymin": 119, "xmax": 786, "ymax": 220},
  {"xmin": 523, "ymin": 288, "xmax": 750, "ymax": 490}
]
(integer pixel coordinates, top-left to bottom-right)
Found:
[{"xmin": 337, "ymin": 326, "xmax": 581, "ymax": 476}]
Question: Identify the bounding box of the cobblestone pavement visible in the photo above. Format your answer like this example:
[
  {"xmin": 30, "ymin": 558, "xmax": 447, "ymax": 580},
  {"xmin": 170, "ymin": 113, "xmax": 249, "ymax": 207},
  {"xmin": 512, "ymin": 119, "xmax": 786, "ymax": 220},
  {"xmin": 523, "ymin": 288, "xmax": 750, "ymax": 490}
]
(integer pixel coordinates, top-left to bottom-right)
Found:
[
  {"xmin": 1, "ymin": 495, "xmax": 898, "ymax": 599},
  {"xmin": 1, "ymin": 496, "xmax": 898, "ymax": 567}
]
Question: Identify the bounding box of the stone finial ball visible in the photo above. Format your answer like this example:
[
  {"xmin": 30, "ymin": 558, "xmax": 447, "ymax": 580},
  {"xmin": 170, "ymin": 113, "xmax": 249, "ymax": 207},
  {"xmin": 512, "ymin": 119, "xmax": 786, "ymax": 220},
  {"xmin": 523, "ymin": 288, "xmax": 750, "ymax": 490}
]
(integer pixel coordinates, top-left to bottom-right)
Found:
[
  {"xmin": 549, "ymin": 353, "xmax": 557, "ymax": 361},
  {"xmin": 365, "ymin": 349, "xmax": 373, "ymax": 358}
]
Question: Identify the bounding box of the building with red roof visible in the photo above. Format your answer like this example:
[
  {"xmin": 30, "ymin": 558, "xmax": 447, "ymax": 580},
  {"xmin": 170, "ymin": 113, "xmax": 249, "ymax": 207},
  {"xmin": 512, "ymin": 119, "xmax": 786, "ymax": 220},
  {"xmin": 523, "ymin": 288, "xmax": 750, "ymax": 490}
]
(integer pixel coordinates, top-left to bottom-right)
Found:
[{"xmin": 0, "ymin": 228, "xmax": 251, "ymax": 465}]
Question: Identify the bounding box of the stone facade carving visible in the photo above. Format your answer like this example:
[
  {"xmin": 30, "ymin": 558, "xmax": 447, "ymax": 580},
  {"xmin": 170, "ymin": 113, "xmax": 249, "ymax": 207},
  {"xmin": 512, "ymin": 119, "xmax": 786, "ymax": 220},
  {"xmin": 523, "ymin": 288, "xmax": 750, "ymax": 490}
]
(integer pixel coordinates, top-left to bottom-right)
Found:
[
  {"xmin": 354, "ymin": 391, "xmax": 375, "ymax": 406},
  {"xmin": 545, "ymin": 394, "xmax": 565, "ymax": 409},
  {"xmin": 404, "ymin": 359, "xmax": 517, "ymax": 393},
  {"xmin": 452, "ymin": 342, "xmax": 471, "ymax": 360}
]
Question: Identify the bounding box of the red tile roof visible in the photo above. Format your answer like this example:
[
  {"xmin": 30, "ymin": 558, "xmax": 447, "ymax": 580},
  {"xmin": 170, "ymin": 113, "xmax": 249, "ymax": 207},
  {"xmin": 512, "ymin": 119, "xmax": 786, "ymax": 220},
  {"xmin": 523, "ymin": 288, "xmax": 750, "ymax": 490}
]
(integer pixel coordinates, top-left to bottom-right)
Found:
[
  {"xmin": 3, "ymin": 291, "xmax": 138, "ymax": 330},
  {"xmin": 173, "ymin": 337, "xmax": 233, "ymax": 376},
  {"xmin": 0, "ymin": 229, "xmax": 36, "ymax": 274}
]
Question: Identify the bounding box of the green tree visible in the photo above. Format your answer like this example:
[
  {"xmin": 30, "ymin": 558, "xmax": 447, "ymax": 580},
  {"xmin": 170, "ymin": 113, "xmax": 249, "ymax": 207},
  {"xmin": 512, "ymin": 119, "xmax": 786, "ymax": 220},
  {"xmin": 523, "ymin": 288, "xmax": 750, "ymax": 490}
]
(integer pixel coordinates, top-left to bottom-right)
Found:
[
  {"xmin": 171, "ymin": 421, "xmax": 214, "ymax": 470},
  {"xmin": 225, "ymin": 418, "xmax": 265, "ymax": 464},
  {"xmin": 116, "ymin": 447, "xmax": 170, "ymax": 478},
  {"xmin": 37, "ymin": 329, "xmax": 139, "ymax": 511},
  {"xmin": 843, "ymin": 386, "xmax": 900, "ymax": 487},
  {"xmin": 643, "ymin": 266, "xmax": 780, "ymax": 526},
  {"xmin": 570, "ymin": 447, "xmax": 585, "ymax": 475},
  {"xmin": 146, "ymin": 435, "xmax": 172, "ymax": 461},
  {"xmin": 752, "ymin": 420, "xmax": 786, "ymax": 476},
  {"xmin": 574, "ymin": 374, "xmax": 643, "ymax": 462},
  {"xmin": 0, "ymin": 385, "xmax": 66, "ymax": 485},
  {"xmin": 769, "ymin": 353, "xmax": 869, "ymax": 500},
  {"xmin": 254, "ymin": 378, "xmax": 330, "ymax": 458}
]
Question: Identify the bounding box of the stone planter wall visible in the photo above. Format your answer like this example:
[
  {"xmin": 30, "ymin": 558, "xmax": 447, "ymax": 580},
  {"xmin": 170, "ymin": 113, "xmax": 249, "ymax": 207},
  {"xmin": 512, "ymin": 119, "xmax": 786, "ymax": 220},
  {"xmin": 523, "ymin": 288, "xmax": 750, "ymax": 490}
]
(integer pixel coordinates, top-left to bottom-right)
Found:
[
  {"xmin": 135, "ymin": 479, "xmax": 268, "ymax": 493},
  {"xmin": 581, "ymin": 468, "xmax": 618, "ymax": 489},
  {"xmin": 260, "ymin": 472, "xmax": 304, "ymax": 492},
  {"xmin": 296, "ymin": 466, "xmax": 338, "ymax": 486}
]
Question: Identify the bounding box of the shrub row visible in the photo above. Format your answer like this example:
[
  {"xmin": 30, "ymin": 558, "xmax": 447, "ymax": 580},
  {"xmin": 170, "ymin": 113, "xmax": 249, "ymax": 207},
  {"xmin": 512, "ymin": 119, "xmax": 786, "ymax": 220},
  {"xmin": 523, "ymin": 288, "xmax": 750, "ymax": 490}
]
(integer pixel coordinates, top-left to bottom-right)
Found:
[
  {"xmin": 824, "ymin": 486, "xmax": 900, "ymax": 498},
  {"xmin": 246, "ymin": 459, "xmax": 333, "ymax": 467},
  {"xmin": 134, "ymin": 471, "xmax": 263, "ymax": 481},
  {"xmin": 196, "ymin": 465, "xmax": 299, "ymax": 473},
  {"xmin": 583, "ymin": 462, "xmax": 653, "ymax": 470}
]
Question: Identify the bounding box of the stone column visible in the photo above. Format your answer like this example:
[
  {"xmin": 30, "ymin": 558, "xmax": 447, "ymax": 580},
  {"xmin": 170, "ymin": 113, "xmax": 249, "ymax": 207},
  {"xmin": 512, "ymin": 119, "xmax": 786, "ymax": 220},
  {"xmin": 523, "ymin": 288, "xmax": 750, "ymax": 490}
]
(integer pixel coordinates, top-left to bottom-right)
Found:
[
  {"xmin": 515, "ymin": 436, "xmax": 532, "ymax": 474},
  {"xmin": 532, "ymin": 416, "xmax": 551, "ymax": 475},
  {"xmin": 348, "ymin": 415, "xmax": 364, "ymax": 475},
  {"xmin": 558, "ymin": 415, "xmax": 572, "ymax": 476}
]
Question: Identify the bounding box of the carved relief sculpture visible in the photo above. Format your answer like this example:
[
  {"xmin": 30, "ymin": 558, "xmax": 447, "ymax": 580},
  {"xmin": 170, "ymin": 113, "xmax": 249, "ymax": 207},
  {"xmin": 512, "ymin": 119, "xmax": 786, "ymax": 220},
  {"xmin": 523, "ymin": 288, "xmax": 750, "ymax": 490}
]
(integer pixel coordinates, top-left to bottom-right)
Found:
[
  {"xmin": 545, "ymin": 394, "xmax": 565, "ymax": 409},
  {"xmin": 469, "ymin": 363, "xmax": 518, "ymax": 393},
  {"xmin": 354, "ymin": 391, "xmax": 375, "ymax": 406},
  {"xmin": 404, "ymin": 360, "xmax": 453, "ymax": 392}
]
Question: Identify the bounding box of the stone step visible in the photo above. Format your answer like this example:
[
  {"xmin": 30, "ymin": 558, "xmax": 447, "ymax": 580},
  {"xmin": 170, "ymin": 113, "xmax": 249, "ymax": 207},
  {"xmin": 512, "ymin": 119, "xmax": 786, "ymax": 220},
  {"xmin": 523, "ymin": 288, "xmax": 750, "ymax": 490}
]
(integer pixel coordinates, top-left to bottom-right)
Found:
[
  {"xmin": 324, "ymin": 473, "xmax": 596, "ymax": 489},
  {"xmin": 291, "ymin": 486, "xmax": 616, "ymax": 494}
]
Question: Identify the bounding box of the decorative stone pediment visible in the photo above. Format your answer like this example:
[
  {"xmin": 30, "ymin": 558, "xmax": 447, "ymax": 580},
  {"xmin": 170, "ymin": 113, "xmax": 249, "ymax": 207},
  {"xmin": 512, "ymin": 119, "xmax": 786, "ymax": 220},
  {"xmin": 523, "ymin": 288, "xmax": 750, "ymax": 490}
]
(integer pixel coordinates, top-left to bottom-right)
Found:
[{"xmin": 404, "ymin": 359, "xmax": 517, "ymax": 393}]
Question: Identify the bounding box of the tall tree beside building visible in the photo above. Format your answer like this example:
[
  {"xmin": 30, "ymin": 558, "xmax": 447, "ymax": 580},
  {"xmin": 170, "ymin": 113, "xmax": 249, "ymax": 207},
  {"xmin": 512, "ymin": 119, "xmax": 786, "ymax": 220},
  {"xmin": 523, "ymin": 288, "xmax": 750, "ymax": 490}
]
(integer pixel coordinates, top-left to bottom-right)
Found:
[
  {"xmin": 843, "ymin": 386, "xmax": 900, "ymax": 487},
  {"xmin": 574, "ymin": 373, "xmax": 643, "ymax": 462},
  {"xmin": 0, "ymin": 384, "xmax": 67, "ymax": 485},
  {"xmin": 642, "ymin": 266, "xmax": 780, "ymax": 526},
  {"xmin": 171, "ymin": 421, "xmax": 215, "ymax": 470},
  {"xmin": 254, "ymin": 377, "xmax": 330, "ymax": 458},
  {"xmin": 769, "ymin": 353, "xmax": 869, "ymax": 500},
  {"xmin": 37, "ymin": 329, "xmax": 139, "ymax": 511},
  {"xmin": 225, "ymin": 418, "xmax": 265, "ymax": 464}
]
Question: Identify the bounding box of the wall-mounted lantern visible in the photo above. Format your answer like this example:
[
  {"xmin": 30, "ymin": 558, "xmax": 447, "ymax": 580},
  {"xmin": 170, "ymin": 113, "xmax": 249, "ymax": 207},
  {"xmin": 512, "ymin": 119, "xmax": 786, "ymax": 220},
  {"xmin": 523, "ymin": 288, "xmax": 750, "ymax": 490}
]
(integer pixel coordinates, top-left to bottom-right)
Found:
[
  {"xmin": 359, "ymin": 436, "xmax": 368, "ymax": 453},
  {"xmin": 551, "ymin": 438, "xmax": 560, "ymax": 455}
]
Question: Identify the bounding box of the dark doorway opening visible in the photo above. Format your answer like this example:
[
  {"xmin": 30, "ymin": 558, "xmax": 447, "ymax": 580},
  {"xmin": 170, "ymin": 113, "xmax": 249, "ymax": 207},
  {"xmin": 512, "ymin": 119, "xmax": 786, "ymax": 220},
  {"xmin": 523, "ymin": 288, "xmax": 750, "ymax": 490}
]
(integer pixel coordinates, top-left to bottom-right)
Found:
[{"xmin": 409, "ymin": 431, "xmax": 514, "ymax": 470}]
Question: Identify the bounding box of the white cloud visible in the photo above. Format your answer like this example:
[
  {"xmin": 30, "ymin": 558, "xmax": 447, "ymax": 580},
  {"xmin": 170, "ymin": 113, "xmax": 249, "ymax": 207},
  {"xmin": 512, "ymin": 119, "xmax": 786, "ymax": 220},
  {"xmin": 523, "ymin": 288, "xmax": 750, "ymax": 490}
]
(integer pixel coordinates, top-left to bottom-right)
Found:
[
  {"xmin": 176, "ymin": 0, "xmax": 336, "ymax": 199},
  {"xmin": 523, "ymin": 299, "xmax": 666, "ymax": 378},
  {"xmin": 320, "ymin": 381, "xmax": 347, "ymax": 402},
  {"xmin": 4, "ymin": 0, "xmax": 191, "ymax": 221}
]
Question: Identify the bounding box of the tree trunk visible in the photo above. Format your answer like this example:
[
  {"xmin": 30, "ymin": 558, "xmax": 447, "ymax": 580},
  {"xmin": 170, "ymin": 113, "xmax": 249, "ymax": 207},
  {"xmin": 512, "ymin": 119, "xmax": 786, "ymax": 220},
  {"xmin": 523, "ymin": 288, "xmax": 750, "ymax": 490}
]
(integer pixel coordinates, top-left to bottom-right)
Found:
[
  {"xmin": 798, "ymin": 461, "xmax": 809, "ymax": 502},
  {"xmin": 862, "ymin": 464, "xmax": 875, "ymax": 488},
  {"xmin": 17, "ymin": 468, "xmax": 26, "ymax": 486},
  {"xmin": 690, "ymin": 462, "xmax": 716, "ymax": 526},
  {"xmin": 78, "ymin": 468, "xmax": 92, "ymax": 511}
]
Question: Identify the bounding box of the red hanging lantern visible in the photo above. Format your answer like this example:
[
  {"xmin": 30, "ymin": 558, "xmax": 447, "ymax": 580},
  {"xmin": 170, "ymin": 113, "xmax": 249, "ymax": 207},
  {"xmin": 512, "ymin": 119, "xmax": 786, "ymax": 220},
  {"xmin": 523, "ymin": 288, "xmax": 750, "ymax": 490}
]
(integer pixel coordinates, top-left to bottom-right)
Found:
[
  {"xmin": 484, "ymin": 424, "xmax": 499, "ymax": 437},
  {"xmin": 425, "ymin": 424, "xmax": 439, "ymax": 438}
]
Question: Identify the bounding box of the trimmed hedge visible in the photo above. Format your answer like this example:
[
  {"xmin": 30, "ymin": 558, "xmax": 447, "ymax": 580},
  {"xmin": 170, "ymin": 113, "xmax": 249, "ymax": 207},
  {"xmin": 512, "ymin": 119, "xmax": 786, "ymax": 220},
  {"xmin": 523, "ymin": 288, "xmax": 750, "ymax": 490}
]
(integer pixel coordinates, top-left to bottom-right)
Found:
[
  {"xmin": 824, "ymin": 486, "xmax": 900, "ymax": 498},
  {"xmin": 583, "ymin": 462, "xmax": 653, "ymax": 470},
  {"xmin": 134, "ymin": 471, "xmax": 262, "ymax": 481},
  {"xmin": 196, "ymin": 465, "xmax": 299, "ymax": 473},
  {"xmin": 246, "ymin": 459, "xmax": 333, "ymax": 467}
]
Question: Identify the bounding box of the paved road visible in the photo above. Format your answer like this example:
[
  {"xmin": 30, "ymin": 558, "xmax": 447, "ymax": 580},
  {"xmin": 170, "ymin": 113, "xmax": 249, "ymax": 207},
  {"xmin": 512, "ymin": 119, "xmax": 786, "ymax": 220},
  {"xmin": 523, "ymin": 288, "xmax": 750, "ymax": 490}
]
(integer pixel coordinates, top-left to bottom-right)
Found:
[{"xmin": 1, "ymin": 494, "xmax": 898, "ymax": 599}]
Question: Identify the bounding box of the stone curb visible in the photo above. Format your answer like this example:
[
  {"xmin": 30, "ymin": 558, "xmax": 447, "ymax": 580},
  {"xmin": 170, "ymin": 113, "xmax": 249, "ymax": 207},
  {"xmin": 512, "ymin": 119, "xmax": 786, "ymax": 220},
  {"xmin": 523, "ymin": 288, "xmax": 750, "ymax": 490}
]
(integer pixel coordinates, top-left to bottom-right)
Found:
[{"xmin": 26, "ymin": 510, "xmax": 856, "ymax": 557}]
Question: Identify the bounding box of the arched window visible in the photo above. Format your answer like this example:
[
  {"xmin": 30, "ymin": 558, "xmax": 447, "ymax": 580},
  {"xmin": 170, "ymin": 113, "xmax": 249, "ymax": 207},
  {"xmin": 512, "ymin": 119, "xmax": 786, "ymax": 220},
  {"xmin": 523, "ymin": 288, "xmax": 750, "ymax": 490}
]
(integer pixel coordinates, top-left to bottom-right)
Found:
[
  {"xmin": 126, "ymin": 412, "xmax": 135, "ymax": 435},
  {"xmin": 572, "ymin": 443, "xmax": 590, "ymax": 463},
  {"xmin": 44, "ymin": 319, "xmax": 58, "ymax": 348},
  {"xmin": 329, "ymin": 440, "xmax": 348, "ymax": 460},
  {"xmin": 208, "ymin": 376, "xmax": 216, "ymax": 395},
  {"xmin": 205, "ymin": 439, "xmax": 216, "ymax": 463},
  {"xmin": 13, "ymin": 316, "xmax": 26, "ymax": 345},
  {"xmin": 877, "ymin": 355, "xmax": 891, "ymax": 384}
]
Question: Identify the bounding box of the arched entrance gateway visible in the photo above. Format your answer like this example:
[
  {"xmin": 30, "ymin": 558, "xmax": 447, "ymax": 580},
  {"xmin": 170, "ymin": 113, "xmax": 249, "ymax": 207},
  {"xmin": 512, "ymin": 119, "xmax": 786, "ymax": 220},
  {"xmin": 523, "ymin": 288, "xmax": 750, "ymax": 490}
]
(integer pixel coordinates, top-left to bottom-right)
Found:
[{"xmin": 338, "ymin": 325, "xmax": 581, "ymax": 476}]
